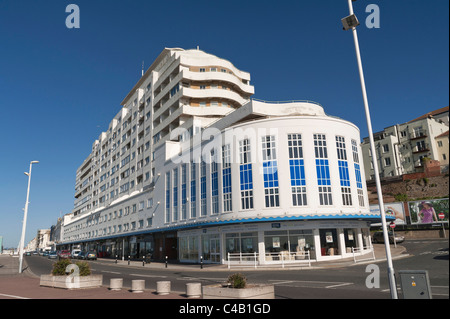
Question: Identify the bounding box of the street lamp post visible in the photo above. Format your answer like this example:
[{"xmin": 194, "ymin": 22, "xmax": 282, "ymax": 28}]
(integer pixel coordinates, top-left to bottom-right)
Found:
[
  {"xmin": 18, "ymin": 160, "xmax": 39, "ymax": 274},
  {"xmin": 342, "ymin": 0, "xmax": 398, "ymax": 299}
]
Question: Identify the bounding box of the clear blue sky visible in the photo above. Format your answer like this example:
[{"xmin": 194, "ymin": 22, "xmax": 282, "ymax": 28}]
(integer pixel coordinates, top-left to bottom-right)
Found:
[{"xmin": 0, "ymin": 0, "xmax": 448, "ymax": 248}]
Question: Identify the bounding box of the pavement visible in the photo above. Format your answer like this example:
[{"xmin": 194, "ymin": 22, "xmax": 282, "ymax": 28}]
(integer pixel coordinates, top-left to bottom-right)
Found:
[{"xmin": 0, "ymin": 244, "xmax": 408, "ymax": 300}]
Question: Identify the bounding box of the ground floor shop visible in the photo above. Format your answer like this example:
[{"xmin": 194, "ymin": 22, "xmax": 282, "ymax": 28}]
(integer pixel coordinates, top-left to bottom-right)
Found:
[
  {"xmin": 59, "ymin": 231, "xmax": 178, "ymax": 261},
  {"xmin": 59, "ymin": 219, "xmax": 375, "ymax": 265},
  {"xmin": 177, "ymin": 219, "xmax": 374, "ymax": 265}
]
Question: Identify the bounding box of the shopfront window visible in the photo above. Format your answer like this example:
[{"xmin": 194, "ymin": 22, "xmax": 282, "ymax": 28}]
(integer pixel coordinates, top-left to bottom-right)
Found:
[
  {"xmin": 225, "ymin": 232, "xmax": 258, "ymax": 260},
  {"xmin": 362, "ymin": 228, "xmax": 371, "ymax": 248},
  {"xmin": 319, "ymin": 229, "xmax": 339, "ymax": 256},
  {"xmin": 179, "ymin": 236, "xmax": 199, "ymax": 262},
  {"xmin": 264, "ymin": 230, "xmax": 314, "ymax": 260},
  {"xmin": 264, "ymin": 231, "xmax": 289, "ymax": 253},
  {"xmin": 288, "ymin": 230, "xmax": 315, "ymax": 258},
  {"xmin": 344, "ymin": 228, "xmax": 357, "ymax": 253}
]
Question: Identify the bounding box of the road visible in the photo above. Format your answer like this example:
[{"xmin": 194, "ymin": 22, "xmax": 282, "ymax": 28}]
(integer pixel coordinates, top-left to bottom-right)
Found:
[{"xmin": 25, "ymin": 239, "xmax": 448, "ymax": 299}]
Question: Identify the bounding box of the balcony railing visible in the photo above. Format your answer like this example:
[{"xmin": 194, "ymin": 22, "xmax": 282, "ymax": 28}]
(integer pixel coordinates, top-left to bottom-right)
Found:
[
  {"xmin": 412, "ymin": 143, "xmax": 430, "ymax": 154},
  {"xmin": 409, "ymin": 129, "xmax": 428, "ymax": 140}
]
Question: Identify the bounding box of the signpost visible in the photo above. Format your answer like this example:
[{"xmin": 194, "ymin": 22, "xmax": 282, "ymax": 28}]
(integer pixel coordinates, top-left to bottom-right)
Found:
[
  {"xmin": 438, "ymin": 213, "xmax": 446, "ymax": 239},
  {"xmin": 390, "ymin": 222, "xmax": 397, "ymax": 248}
]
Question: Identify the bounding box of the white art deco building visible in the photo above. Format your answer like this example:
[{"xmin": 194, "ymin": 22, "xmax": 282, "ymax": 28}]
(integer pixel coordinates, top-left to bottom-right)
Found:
[{"xmin": 61, "ymin": 48, "xmax": 388, "ymax": 264}]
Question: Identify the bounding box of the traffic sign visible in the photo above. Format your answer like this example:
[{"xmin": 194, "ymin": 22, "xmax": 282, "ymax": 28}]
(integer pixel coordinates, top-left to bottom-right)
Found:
[
  {"xmin": 390, "ymin": 222, "xmax": 396, "ymax": 229},
  {"xmin": 438, "ymin": 213, "xmax": 445, "ymax": 220}
]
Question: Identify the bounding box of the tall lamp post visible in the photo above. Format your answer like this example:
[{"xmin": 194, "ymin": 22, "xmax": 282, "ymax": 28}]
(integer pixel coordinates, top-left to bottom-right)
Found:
[
  {"xmin": 341, "ymin": 0, "xmax": 398, "ymax": 299},
  {"xmin": 18, "ymin": 160, "xmax": 39, "ymax": 273}
]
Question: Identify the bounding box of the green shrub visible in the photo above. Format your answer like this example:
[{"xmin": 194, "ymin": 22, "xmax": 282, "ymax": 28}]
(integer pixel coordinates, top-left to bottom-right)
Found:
[
  {"xmin": 227, "ymin": 273, "xmax": 247, "ymax": 289},
  {"xmin": 75, "ymin": 261, "xmax": 91, "ymax": 276},
  {"xmin": 51, "ymin": 259, "xmax": 72, "ymax": 276},
  {"xmin": 51, "ymin": 259, "xmax": 91, "ymax": 276}
]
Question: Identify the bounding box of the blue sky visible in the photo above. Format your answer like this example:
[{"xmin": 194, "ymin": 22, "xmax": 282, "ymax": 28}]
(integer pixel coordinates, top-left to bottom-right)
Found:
[{"xmin": 0, "ymin": 0, "xmax": 448, "ymax": 248}]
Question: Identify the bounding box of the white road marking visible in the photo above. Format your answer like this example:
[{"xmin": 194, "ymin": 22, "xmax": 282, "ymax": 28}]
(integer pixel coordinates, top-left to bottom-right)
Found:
[
  {"xmin": 269, "ymin": 280, "xmax": 353, "ymax": 289},
  {"xmin": 101, "ymin": 270, "xmax": 121, "ymax": 274},
  {"xmin": 0, "ymin": 293, "xmax": 30, "ymax": 299},
  {"xmin": 130, "ymin": 273, "xmax": 167, "ymax": 278},
  {"xmin": 325, "ymin": 282, "xmax": 354, "ymax": 289}
]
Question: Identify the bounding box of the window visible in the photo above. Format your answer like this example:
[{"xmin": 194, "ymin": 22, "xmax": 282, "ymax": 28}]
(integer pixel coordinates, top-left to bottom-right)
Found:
[
  {"xmin": 384, "ymin": 157, "xmax": 391, "ymax": 167},
  {"xmin": 170, "ymin": 83, "xmax": 180, "ymax": 97},
  {"xmin": 222, "ymin": 144, "xmax": 232, "ymax": 212},
  {"xmin": 352, "ymin": 139, "xmax": 365, "ymax": 207},
  {"xmin": 382, "ymin": 144, "xmax": 389, "ymax": 153},
  {"xmin": 211, "ymin": 150, "xmax": 219, "ymax": 214},
  {"xmin": 190, "ymin": 162, "xmax": 197, "ymax": 218},
  {"xmin": 173, "ymin": 168, "xmax": 178, "ymax": 221},
  {"xmin": 336, "ymin": 136, "xmax": 352, "ymax": 206},
  {"xmin": 239, "ymin": 139, "xmax": 253, "ymax": 210},
  {"xmin": 165, "ymin": 172, "xmax": 171, "ymax": 223},
  {"xmin": 181, "ymin": 164, "xmax": 187, "ymax": 220},
  {"xmin": 314, "ymin": 134, "xmax": 332, "ymax": 205},
  {"xmin": 201, "ymin": 160, "xmax": 207, "ymax": 216},
  {"xmin": 262, "ymin": 136, "xmax": 280, "ymax": 207},
  {"xmin": 288, "ymin": 134, "xmax": 307, "ymax": 206}
]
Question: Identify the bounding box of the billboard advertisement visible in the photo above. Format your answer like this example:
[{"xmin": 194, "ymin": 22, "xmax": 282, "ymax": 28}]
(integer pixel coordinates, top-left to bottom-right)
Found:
[
  {"xmin": 370, "ymin": 202, "xmax": 406, "ymax": 225},
  {"xmin": 408, "ymin": 198, "xmax": 449, "ymax": 224}
]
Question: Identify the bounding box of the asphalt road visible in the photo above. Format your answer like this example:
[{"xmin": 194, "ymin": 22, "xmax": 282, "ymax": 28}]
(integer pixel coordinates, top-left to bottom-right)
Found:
[{"xmin": 25, "ymin": 239, "xmax": 448, "ymax": 299}]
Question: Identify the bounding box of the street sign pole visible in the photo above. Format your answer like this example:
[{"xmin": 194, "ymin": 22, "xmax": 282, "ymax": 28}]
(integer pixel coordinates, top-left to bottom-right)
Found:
[
  {"xmin": 390, "ymin": 222, "xmax": 397, "ymax": 248},
  {"xmin": 438, "ymin": 213, "xmax": 446, "ymax": 239}
]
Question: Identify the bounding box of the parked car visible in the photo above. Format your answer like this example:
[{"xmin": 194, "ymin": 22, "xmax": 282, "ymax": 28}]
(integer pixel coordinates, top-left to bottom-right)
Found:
[
  {"xmin": 48, "ymin": 251, "xmax": 58, "ymax": 259},
  {"xmin": 71, "ymin": 249, "xmax": 81, "ymax": 258},
  {"xmin": 77, "ymin": 251, "xmax": 87, "ymax": 260},
  {"xmin": 25, "ymin": 251, "xmax": 31, "ymax": 256},
  {"xmin": 85, "ymin": 251, "xmax": 97, "ymax": 260},
  {"xmin": 372, "ymin": 231, "xmax": 405, "ymax": 244},
  {"xmin": 59, "ymin": 250, "xmax": 71, "ymax": 259}
]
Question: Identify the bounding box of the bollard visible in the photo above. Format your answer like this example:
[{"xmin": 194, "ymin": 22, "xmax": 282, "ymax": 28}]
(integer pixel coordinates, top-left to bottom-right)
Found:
[
  {"xmin": 131, "ymin": 280, "xmax": 145, "ymax": 293},
  {"xmin": 115, "ymin": 255, "xmax": 118, "ymax": 264},
  {"xmin": 165, "ymin": 256, "xmax": 168, "ymax": 268},
  {"xmin": 200, "ymin": 256, "xmax": 203, "ymax": 269},
  {"xmin": 143, "ymin": 256, "xmax": 145, "ymax": 267},
  {"xmin": 128, "ymin": 256, "xmax": 130, "ymax": 265},
  {"xmin": 109, "ymin": 278, "xmax": 123, "ymax": 291},
  {"xmin": 186, "ymin": 283, "xmax": 202, "ymax": 298},
  {"xmin": 156, "ymin": 281, "xmax": 171, "ymax": 295}
]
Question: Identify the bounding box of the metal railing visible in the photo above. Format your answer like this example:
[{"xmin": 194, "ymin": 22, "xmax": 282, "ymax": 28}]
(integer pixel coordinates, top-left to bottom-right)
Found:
[
  {"xmin": 351, "ymin": 246, "xmax": 375, "ymax": 263},
  {"xmin": 227, "ymin": 251, "xmax": 311, "ymax": 269}
]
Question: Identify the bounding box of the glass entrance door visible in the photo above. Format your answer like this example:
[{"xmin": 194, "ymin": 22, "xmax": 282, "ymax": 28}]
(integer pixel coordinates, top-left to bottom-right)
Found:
[
  {"xmin": 202, "ymin": 235, "xmax": 221, "ymax": 263},
  {"xmin": 210, "ymin": 238, "xmax": 220, "ymax": 263}
]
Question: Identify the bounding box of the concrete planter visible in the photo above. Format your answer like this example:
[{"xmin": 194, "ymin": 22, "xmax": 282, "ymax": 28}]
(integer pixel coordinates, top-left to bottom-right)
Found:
[
  {"xmin": 202, "ymin": 284, "xmax": 274, "ymax": 299},
  {"xmin": 40, "ymin": 274, "xmax": 103, "ymax": 289}
]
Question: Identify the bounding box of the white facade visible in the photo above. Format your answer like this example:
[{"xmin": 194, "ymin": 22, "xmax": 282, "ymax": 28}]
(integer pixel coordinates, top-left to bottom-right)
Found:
[
  {"xmin": 361, "ymin": 108, "xmax": 449, "ymax": 180},
  {"xmin": 61, "ymin": 48, "xmax": 385, "ymax": 264}
]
